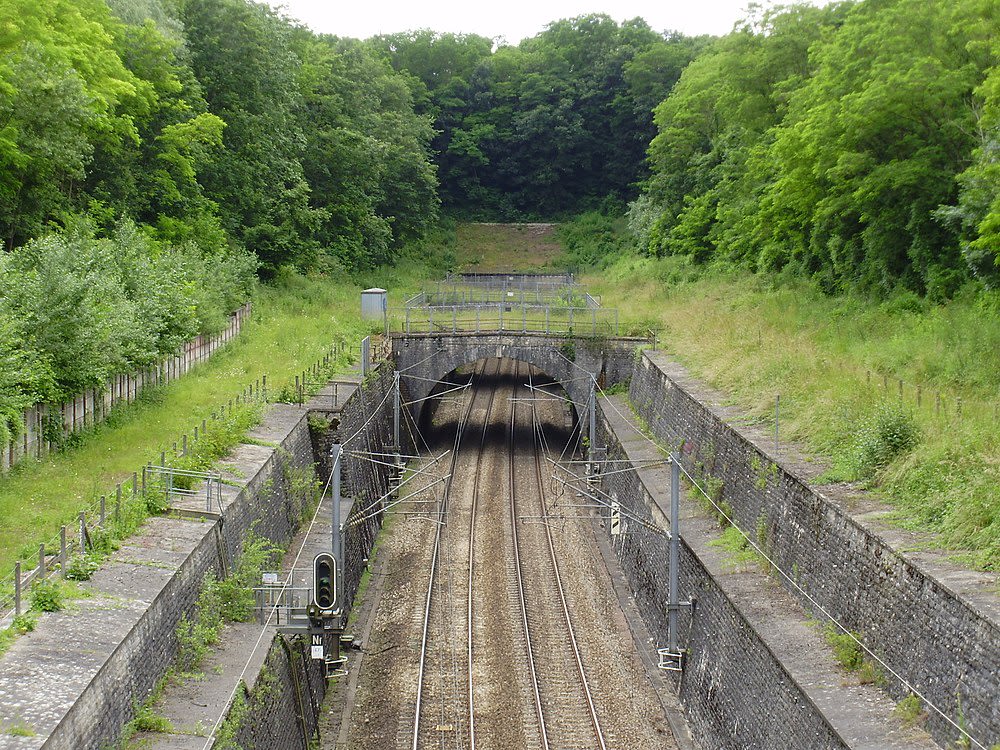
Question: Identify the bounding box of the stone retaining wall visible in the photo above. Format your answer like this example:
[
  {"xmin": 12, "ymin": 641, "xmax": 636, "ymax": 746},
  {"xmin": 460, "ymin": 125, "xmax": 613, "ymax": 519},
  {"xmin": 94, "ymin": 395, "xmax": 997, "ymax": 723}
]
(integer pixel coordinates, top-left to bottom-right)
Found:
[
  {"xmin": 626, "ymin": 350, "xmax": 1000, "ymax": 748},
  {"xmin": 595, "ymin": 408, "xmax": 851, "ymax": 750},
  {"xmin": 216, "ymin": 366, "xmax": 397, "ymax": 748},
  {"xmin": 40, "ymin": 406, "xmax": 313, "ymax": 749},
  {"xmin": 228, "ymin": 638, "xmax": 327, "ymax": 750}
]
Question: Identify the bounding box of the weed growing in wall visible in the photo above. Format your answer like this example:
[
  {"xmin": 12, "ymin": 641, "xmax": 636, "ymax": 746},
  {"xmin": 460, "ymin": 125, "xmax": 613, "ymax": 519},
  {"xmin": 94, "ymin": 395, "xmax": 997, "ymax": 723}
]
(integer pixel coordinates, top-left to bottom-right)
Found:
[
  {"xmin": 219, "ymin": 530, "xmax": 280, "ymax": 623},
  {"xmin": 176, "ymin": 528, "xmax": 282, "ymax": 674},
  {"xmin": 709, "ymin": 526, "xmax": 761, "ymax": 571},
  {"xmin": 821, "ymin": 624, "xmax": 884, "ymax": 685},
  {"xmin": 893, "ymin": 694, "xmax": 926, "ymax": 727},
  {"xmin": 214, "ymin": 685, "xmax": 249, "ymax": 750},
  {"xmin": 119, "ymin": 674, "xmax": 172, "ymax": 745},
  {"xmin": 176, "ymin": 573, "xmax": 224, "ymax": 674}
]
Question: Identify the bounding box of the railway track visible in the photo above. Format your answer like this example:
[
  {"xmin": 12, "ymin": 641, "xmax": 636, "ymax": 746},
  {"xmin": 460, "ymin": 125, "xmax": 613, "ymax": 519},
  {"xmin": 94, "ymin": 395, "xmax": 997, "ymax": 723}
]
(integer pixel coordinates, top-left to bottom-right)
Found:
[
  {"xmin": 404, "ymin": 359, "xmax": 650, "ymax": 750},
  {"xmin": 509, "ymin": 364, "xmax": 608, "ymax": 750},
  {"xmin": 412, "ymin": 358, "xmax": 503, "ymax": 750},
  {"xmin": 349, "ymin": 358, "xmax": 677, "ymax": 750}
]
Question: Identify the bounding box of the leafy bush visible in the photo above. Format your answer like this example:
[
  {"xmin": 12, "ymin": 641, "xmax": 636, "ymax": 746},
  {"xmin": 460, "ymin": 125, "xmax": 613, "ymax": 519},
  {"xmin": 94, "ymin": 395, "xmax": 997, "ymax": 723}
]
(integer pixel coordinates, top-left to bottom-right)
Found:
[
  {"xmin": 217, "ymin": 530, "xmax": 278, "ymax": 622},
  {"xmin": 823, "ymin": 624, "xmax": 864, "ymax": 670},
  {"xmin": 894, "ymin": 694, "xmax": 925, "ymax": 726},
  {"xmin": 557, "ymin": 210, "xmax": 629, "ymax": 269},
  {"xmin": 0, "ymin": 220, "xmax": 255, "ymax": 446},
  {"xmin": 132, "ymin": 705, "xmax": 172, "ymax": 733},
  {"xmin": 64, "ymin": 555, "xmax": 100, "ymax": 581},
  {"xmin": 30, "ymin": 579, "xmax": 63, "ymax": 612},
  {"xmin": 852, "ymin": 403, "xmax": 920, "ymax": 479}
]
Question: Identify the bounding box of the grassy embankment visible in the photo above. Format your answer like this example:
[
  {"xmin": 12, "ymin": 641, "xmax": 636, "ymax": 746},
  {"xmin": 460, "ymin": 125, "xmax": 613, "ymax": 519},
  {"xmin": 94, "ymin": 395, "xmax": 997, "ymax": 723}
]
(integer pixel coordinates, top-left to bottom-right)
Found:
[
  {"xmin": 583, "ymin": 250, "xmax": 1000, "ymax": 572},
  {"xmin": 453, "ymin": 223, "xmax": 564, "ymax": 272},
  {"xmin": 0, "ymin": 248, "xmax": 449, "ymax": 579}
]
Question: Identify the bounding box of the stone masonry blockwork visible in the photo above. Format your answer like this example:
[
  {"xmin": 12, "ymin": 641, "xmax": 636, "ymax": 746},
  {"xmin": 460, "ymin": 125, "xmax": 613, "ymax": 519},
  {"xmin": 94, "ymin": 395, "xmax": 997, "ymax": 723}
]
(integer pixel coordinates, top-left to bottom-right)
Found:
[{"xmin": 626, "ymin": 351, "xmax": 1000, "ymax": 747}]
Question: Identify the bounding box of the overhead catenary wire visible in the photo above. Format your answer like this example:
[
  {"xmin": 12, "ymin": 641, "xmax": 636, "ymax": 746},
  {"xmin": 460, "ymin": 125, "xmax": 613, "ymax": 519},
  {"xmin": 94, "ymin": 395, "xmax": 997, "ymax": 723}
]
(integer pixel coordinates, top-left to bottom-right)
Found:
[
  {"xmin": 341, "ymin": 381, "xmax": 394, "ymax": 448},
  {"xmin": 403, "ymin": 382, "xmax": 471, "ymax": 406},
  {"xmin": 397, "ymin": 347, "xmax": 448, "ymax": 374}
]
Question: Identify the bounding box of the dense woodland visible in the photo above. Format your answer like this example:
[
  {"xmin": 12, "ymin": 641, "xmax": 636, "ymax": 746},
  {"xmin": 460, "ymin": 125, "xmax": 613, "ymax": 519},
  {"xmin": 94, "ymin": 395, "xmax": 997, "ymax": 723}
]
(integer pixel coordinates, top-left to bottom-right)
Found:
[{"xmin": 2, "ymin": 0, "xmax": 1000, "ymax": 445}]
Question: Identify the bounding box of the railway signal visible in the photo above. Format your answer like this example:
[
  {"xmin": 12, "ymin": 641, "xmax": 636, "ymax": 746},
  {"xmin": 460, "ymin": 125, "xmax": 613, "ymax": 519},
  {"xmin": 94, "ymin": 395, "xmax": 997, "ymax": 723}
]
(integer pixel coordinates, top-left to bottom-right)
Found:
[{"xmin": 313, "ymin": 552, "xmax": 337, "ymax": 611}]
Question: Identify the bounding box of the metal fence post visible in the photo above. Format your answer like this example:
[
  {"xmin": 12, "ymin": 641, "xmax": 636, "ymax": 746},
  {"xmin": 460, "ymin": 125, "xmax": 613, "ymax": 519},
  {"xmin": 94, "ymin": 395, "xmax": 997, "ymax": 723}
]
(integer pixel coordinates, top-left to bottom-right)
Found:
[
  {"xmin": 669, "ymin": 454, "xmax": 681, "ymax": 655},
  {"xmin": 775, "ymin": 395, "xmax": 780, "ymax": 455},
  {"xmin": 14, "ymin": 562, "xmax": 21, "ymax": 616},
  {"xmin": 60, "ymin": 527, "xmax": 67, "ymax": 577}
]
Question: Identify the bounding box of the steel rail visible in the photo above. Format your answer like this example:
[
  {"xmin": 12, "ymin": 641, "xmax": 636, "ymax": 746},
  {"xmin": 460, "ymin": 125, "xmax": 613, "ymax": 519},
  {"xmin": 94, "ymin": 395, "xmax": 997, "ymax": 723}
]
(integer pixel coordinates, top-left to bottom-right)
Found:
[
  {"xmin": 509, "ymin": 361, "xmax": 551, "ymax": 748},
  {"xmin": 466, "ymin": 359, "xmax": 503, "ymax": 750},
  {"xmin": 525, "ymin": 367, "xmax": 608, "ymax": 750}
]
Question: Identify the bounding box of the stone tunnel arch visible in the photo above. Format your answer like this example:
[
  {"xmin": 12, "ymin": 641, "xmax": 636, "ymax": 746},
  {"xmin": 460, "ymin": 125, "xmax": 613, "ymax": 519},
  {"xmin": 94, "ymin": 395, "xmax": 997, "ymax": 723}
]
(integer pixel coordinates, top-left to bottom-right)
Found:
[{"xmin": 390, "ymin": 332, "xmax": 640, "ymax": 428}]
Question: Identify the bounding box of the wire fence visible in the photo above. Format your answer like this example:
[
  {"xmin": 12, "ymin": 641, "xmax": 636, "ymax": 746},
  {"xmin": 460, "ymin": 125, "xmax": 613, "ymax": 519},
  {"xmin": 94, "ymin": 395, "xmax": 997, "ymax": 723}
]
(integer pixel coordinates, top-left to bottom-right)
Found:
[
  {"xmin": 441, "ymin": 271, "xmax": 576, "ymax": 291},
  {"xmin": 860, "ymin": 368, "xmax": 1000, "ymax": 424},
  {"xmin": 405, "ymin": 288, "xmax": 600, "ymax": 308},
  {"xmin": 392, "ymin": 303, "xmax": 620, "ymax": 337}
]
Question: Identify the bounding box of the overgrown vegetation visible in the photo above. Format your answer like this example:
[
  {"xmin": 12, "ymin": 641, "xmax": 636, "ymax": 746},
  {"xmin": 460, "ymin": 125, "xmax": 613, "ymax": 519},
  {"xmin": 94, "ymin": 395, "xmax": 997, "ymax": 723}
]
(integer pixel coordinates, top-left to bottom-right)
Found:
[
  {"xmin": 707, "ymin": 526, "xmax": 761, "ymax": 571},
  {"xmin": 0, "ymin": 270, "xmax": 378, "ymax": 577},
  {"xmin": 0, "ymin": 0, "xmax": 441, "ymax": 451},
  {"xmin": 176, "ymin": 529, "xmax": 279, "ymax": 674},
  {"xmin": 821, "ymin": 624, "xmax": 883, "ymax": 685},
  {"xmin": 580, "ymin": 245, "xmax": 1000, "ymax": 570}
]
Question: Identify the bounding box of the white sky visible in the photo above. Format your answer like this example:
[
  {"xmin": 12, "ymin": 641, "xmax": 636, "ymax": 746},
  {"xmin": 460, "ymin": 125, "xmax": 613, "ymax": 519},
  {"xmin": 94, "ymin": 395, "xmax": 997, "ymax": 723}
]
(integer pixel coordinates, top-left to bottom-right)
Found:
[{"xmin": 263, "ymin": 0, "xmax": 794, "ymax": 43}]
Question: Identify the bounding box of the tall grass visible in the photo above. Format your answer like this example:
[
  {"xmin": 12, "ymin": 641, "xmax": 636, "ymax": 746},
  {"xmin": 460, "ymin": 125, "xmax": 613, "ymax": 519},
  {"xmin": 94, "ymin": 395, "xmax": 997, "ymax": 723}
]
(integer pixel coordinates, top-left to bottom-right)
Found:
[{"xmin": 584, "ymin": 254, "xmax": 1000, "ymax": 570}]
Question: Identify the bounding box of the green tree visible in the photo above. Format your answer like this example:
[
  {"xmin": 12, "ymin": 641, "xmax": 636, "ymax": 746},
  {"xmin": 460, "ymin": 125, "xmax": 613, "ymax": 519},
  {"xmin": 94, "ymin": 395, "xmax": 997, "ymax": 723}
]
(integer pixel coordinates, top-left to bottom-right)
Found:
[
  {"xmin": 180, "ymin": 0, "xmax": 320, "ymax": 272},
  {"xmin": 641, "ymin": 3, "xmax": 845, "ymax": 262},
  {"xmin": 754, "ymin": 0, "xmax": 984, "ymax": 296},
  {"xmin": 0, "ymin": 0, "xmax": 143, "ymax": 246}
]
